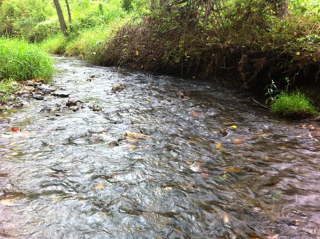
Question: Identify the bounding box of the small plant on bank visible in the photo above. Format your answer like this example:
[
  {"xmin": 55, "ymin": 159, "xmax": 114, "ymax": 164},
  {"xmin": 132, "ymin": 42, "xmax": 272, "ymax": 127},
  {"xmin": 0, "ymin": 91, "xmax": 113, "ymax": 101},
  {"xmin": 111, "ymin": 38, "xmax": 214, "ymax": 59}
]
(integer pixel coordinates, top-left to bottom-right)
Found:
[
  {"xmin": 271, "ymin": 91, "xmax": 316, "ymax": 118},
  {"xmin": 265, "ymin": 79, "xmax": 317, "ymax": 119}
]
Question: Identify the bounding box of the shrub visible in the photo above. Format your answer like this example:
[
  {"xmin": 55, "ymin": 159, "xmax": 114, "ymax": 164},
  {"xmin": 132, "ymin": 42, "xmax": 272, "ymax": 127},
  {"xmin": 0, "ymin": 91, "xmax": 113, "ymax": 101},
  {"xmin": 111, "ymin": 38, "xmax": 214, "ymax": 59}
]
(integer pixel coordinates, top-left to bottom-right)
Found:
[
  {"xmin": 28, "ymin": 19, "xmax": 60, "ymax": 43},
  {"xmin": 0, "ymin": 38, "xmax": 54, "ymax": 82}
]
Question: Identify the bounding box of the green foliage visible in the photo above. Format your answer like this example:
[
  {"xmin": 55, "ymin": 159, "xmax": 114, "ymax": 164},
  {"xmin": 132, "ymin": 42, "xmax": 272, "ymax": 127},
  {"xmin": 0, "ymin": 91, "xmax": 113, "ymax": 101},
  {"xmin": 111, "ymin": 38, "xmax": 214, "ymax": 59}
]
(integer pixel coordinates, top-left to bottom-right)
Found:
[
  {"xmin": 122, "ymin": 0, "xmax": 133, "ymax": 12},
  {"xmin": 40, "ymin": 33, "xmax": 68, "ymax": 55},
  {"xmin": 0, "ymin": 0, "xmax": 54, "ymax": 38},
  {"xmin": 0, "ymin": 38, "xmax": 54, "ymax": 82},
  {"xmin": 29, "ymin": 19, "xmax": 61, "ymax": 43},
  {"xmin": 271, "ymin": 91, "xmax": 316, "ymax": 118},
  {"xmin": 265, "ymin": 77, "xmax": 317, "ymax": 118}
]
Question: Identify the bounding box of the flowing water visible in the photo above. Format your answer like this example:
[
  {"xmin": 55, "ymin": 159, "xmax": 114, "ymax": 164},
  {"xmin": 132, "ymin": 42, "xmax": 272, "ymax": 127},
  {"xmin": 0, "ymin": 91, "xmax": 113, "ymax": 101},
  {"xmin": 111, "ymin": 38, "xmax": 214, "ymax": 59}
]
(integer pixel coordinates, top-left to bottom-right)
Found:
[{"xmin": 1, "ymin": 56, "xmax": 320, "ymax": 238}]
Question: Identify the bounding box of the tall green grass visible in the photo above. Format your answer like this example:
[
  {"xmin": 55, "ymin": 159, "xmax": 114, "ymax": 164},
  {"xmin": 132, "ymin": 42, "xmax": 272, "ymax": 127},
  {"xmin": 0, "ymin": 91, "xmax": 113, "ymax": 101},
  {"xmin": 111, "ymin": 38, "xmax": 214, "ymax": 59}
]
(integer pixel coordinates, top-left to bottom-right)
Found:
[
  {"xmin": 271, "ymin": 91, "xmax": 317, "ymax": 118},
  {"xmin": 0, "ymin": 38, "xmax": 54, "ymax": 82}
]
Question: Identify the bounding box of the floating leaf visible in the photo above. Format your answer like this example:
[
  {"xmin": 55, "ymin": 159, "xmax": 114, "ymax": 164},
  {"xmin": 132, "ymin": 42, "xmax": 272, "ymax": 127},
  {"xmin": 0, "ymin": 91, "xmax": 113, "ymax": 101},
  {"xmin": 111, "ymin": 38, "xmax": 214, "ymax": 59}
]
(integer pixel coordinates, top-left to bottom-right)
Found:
[
  {"xmin": 125, "ymin": 131, "xmax": 152, "ymax": 142},
  {"xmin": 231, "ymin": 138, "xmax": 243, "ymax": 145},
  {"xmin": 0, "ymin": 198, "xmax": 15, "ymax": 206},
  {"xmin": 51, "ymin": 195, "xmax": 59, "ymax": 202},
  {"xmin": 221, "ymin": 174, "xmax": 228, "ymax": 179},
  {"xmin": 223, "ymin": 213, "xmax": 230, "ymax": 224},
  {"xmin": 128, "ymin": 145, "xmax": 137, "ymax": 150},
  {"xmin": 224, "ymin": 167, "xmax": 245, "ymax": 173},
  {"xmin": 215, "ymin": 142, "xmax": 223, "ymax": 150},
  {"xmin": 189, "ymin": 162, "xmax": 201, "ymax": 172},
  {"xmin": 94, "ymin": 183, "xmax": 106, "ymax": 191},
  {"xmin": 10, "ymin": 127, "xmax": 20, "ymax": 132}
]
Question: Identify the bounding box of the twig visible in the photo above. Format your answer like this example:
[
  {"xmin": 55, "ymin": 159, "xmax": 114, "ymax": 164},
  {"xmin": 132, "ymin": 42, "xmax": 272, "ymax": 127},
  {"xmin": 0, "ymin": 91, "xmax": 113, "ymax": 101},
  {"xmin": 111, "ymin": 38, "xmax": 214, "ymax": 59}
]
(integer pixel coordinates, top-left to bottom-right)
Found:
[{"xmin": 252, "ymin": 98, "xmax": 271, "ymax": 110}]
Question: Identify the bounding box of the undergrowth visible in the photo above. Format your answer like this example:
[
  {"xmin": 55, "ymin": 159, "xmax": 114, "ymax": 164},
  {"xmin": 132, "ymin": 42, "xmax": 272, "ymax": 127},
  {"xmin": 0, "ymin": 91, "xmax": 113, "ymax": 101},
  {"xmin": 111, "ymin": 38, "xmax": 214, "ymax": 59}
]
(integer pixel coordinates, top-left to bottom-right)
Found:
[
  {"xmin": 0, "ymin": 38, "xmax": 54, "ymax": 82},
  {"xmin": 92, "ymin": 0, "xmax": 320, "ymax": 89}
]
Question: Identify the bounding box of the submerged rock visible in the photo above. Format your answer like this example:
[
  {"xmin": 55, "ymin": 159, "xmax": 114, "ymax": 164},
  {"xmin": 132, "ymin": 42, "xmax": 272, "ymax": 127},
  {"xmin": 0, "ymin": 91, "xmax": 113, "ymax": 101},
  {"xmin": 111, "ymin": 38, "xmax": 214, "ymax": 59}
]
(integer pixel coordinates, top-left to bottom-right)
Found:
[
  {"xmin": 52, "ymin": 91, "xmax": 70, "ymax": 98},
  {"xmin": 112, "ymin": 83, "xmax": 124, "ymax": 93}
]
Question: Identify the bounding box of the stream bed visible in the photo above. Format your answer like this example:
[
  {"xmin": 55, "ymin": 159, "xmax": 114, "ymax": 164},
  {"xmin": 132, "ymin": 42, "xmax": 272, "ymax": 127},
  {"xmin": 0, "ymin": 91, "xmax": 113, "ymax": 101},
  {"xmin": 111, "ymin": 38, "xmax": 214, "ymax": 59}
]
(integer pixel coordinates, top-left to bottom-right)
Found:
[{"xmin": 1, "ymin": 56, "xmax": 320, "ymax": 238}]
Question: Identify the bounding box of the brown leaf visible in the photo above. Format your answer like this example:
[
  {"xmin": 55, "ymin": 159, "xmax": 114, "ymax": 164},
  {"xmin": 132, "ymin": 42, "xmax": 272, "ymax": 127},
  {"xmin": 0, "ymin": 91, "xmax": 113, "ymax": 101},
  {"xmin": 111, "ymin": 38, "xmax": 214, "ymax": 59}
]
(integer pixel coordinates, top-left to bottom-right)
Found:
[
  {"xmin": 94, "ymin": 183, "xmax": 106, "ymax": 191},
  {"xmin": 224, "ymin": 167, "xmax": 245, "ymax": 173},
  {"xmin": 0, "ymin": 198, "xmax": 15, "ymax": 206},
  {"xmin": 125, "ymin": 131, "xmax": 152, "ymax": 142},
  {"xmin": 10, "ymin": 127, "xmax": 20, "ymax": 132}
]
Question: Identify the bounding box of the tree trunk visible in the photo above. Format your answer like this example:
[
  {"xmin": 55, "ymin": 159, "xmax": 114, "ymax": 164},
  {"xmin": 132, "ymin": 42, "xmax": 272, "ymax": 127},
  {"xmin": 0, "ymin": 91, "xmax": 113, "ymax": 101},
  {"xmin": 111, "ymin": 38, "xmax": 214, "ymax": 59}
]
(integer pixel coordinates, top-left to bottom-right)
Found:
[
  {"xmin": 53, "ymin": 0, "xmax": 67, "ymax": 34},
  {"xmin": 65, "ymin": 0, "xmax": 72, "ymax": 24}
]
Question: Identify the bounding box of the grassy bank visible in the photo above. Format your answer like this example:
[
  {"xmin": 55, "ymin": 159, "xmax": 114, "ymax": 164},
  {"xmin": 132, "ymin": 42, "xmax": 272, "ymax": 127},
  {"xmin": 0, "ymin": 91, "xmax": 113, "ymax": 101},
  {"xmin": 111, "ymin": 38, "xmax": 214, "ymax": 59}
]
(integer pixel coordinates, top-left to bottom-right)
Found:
[
  {"xmin": 0, "ymin": 38, "xmax": 54, "ymax": 104},
  {"xmin": 0, "ymin": 38, "xmax": 54, "ymax": 81}
]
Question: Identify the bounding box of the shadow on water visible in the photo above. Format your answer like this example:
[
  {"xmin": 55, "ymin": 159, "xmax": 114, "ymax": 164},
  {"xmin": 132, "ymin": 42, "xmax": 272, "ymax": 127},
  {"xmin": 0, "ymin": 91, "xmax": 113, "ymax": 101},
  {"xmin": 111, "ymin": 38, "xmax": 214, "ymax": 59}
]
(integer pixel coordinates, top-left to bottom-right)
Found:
[{"xmin": 1, "ymin": 56, "xmax": 320, "ymax": 238}]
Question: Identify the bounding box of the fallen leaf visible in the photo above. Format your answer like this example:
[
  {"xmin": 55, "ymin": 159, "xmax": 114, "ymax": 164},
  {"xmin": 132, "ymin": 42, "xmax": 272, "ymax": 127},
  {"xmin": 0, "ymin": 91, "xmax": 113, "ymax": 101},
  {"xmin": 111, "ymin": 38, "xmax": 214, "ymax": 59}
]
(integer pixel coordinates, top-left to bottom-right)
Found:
[
  {"xmin": 128, "ymin": 145, "xmax": 136, "ymax": 150},
  {"xmin": 51, "ymin": 195, "xmax": 59, "ymax": 202},
  {"xmin": 231, "ymin": 138, "xmax": 243, "ymax": 145},
  {"xmin": 35, "ymin": 77, "xmax": 44, "ymax": 83},
  {"xmin": 0, "ymin": 198, "xmax": 15, "ymax": 206},
  {"xmin": 125, "ymin": 131, "xmax": 152, "ymax": 142},
  {"xmin": 215, "ymin": 142, "xmax": 223, "ymax": 150},
  {"xmin": 10, "ymin": 127, "xmax": 20, "ymax": 132},
  {"xmin": 189, "ymin": 162, "xmax": 202, "ymax": 172},
  {"xmin": 94, "ymin": 183, "xmax": 106, "ymax": 191},
  {"xmin": 221, "ymin": 174, "xmax": 228, "ymax": 179},
  {"xmin": 224, "ymin": 167, "xmax": 245, "ymax": 173},
  {"xmin": 223, "ymin": 213, "xmax": 230, "ymax": 224}
]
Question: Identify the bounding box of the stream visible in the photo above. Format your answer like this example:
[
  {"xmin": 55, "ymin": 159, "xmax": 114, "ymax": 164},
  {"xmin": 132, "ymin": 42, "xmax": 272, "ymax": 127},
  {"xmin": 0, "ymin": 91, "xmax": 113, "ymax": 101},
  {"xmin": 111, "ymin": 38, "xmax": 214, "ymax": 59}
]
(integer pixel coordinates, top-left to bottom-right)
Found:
[{"xmin": 1, "ymin": 56, "xmax": 320, "ymax": 238}]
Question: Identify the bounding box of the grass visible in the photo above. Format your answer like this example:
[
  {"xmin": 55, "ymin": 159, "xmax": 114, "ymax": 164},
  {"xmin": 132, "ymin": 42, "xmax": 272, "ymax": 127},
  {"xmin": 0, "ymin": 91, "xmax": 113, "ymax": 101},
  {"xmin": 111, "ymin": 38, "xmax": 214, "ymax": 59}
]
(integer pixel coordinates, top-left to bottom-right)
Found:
[
  {"xmin": 0, "ymin": 38, "xmax": 54, "ymax": 82},
  {"xmin": 271, "ymin": 91, "xmax": 317, "ymax": 118},
  {"xmin": 40, "ymin": 33, "xmax": 68, "ymax": 55}
]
